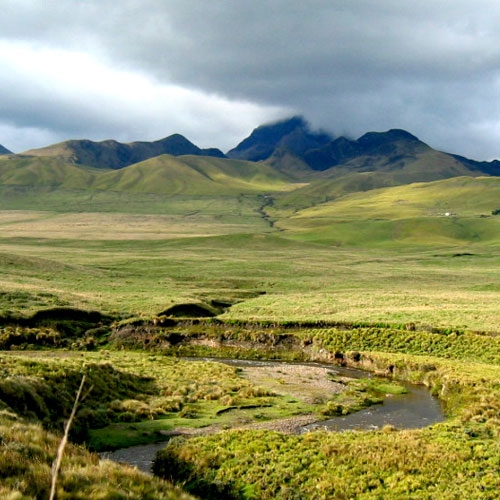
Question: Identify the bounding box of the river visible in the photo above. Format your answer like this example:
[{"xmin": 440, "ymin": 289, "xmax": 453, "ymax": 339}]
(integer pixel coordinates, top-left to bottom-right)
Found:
[{"xmin": 100, "ymin": 358, "xmax": 444, "ymax": 473}]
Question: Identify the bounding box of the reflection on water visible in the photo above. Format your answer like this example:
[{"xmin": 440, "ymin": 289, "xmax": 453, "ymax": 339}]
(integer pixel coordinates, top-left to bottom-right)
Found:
[
  {"xmin": 100, "ymin": 442, "xmax": 168, "ymax": 473},
  {"xmin": 303, "ymin": 382, "xmax": 444, "ymax": 432}
]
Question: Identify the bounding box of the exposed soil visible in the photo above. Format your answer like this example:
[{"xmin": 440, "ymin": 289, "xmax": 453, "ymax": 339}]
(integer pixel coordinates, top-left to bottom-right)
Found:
[
  {"xmin": 159, "ymin": 414, "xmax": 319, "ymax": 438},
  {"xmin": 241, "ymin": 363, "xmax": 346, "ymax": 404},
  {"xmin": 159, "ymin": 363, "xmax": 348, "ymax": 437}
]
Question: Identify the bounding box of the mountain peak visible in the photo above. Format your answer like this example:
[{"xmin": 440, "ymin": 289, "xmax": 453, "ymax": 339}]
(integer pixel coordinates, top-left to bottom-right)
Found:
[
  {"xmin": 227, "ymin": 116, "xmax": 332, "ymax": 161},
  {"xmin": 0, "ymin": 144, "xmax": 12, "ymax": 155},
  {"xmin": 358, "ymin": 129, "xmax": 422, "ymax": 147},
  {"xmin": 354, "ymin": 128, "xmax": 429, "ymax": 158}
]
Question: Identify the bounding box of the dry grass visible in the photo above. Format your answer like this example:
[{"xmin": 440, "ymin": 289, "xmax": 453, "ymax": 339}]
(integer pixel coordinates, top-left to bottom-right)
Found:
[
  {"xmin": 0, "ymin": 210, "xmax": 264, "ymax": 240},
  {"xmin": 0, "ymin": 412, "xmax": 195, "ymax": 499}
]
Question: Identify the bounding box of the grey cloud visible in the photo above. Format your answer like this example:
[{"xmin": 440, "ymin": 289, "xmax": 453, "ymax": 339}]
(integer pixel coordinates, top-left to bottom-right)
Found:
[{"xmin": 1, "ymin": 1, "xmax": 500, "ymax": 159}]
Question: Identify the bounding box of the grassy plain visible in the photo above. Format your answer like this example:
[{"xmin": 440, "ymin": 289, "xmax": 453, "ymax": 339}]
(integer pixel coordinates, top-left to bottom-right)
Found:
[
  {"xmin": 2, "ymin": 171, "xmax": 500, "ymax": 498},
  {"xmin": 2, "ymin": 206, "xmax": 500, "ymax": 331}
]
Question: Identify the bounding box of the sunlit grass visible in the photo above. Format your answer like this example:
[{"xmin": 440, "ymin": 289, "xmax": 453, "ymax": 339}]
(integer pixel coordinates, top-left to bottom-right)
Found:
[
  {"xmin": 2, "ymin": 176, "xmax": 500, "ymax": 498},
  {"xmin": 3, "ymin": 223, "xmax": 500, "ymax": 331},
  {"xmin": 154, "ymin": 349, "xmax": 500, "ymax": 499},
  {"xmin": 0, "ymin": 350, "xmax": 318, "ymax": 451},
  {"xmin": 155, "ymin": 422, "xmax": 500, "ymax": 499},
  {"xmin": 0, "ymin": 412, "xmax": 195, "ymax": 499}
]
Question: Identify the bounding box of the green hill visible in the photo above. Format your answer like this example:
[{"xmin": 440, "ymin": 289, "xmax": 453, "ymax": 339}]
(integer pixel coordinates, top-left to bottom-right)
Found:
[
  {"xmin": 275, "ymin": 176, "xmax": 500, "ymax": 246},
  {"xmin": 92, "ymin": 154, "xmax": 297, "ymax": 195},
  {"xmin": 3, "ymin": 119, "xmax": 500, "ymax": 248},
  {"xmin": 0, "ymin": 153, "xmax": 299, "ymax": 214},
  {"xmin": 0, "ymin": 155, "xmax": 99, "ymax": 188},
  {"xmin": 272, "ymin": 148, "xmax": 481, "ymax": 213}
]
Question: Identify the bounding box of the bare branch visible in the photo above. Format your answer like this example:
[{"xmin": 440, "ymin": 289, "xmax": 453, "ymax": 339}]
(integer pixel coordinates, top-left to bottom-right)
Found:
[{"xmin": 49, "ymin": 374, "xmax": 86, "ymax": 500}]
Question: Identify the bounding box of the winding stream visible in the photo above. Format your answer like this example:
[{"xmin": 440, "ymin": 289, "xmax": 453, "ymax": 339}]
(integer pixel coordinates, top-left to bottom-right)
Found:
[
  {"xmin": 101, "ymin": 358, "xmax": 444, "ymax": 472},
  {"xmin": 210, "ymin": 358, "xmax": 444, "ymax": 432}
]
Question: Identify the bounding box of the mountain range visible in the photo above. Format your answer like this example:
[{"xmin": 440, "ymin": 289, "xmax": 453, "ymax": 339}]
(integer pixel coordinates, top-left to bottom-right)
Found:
[
  {"xmin": 20, "ymin": 134, "xmax": 224, "ymax": 170},
  {"xmin": 228, "ymin": 116, "xmax": 500, "ymax": 178},
  {"xmin": 3, "ymin": 117, "xmax": 500, "ymax": 246},
  {"xmin": 3, "ymin": 116, "xmax": 499, "ymax": 178},
  {"xmin": 1, "ymin": 116, "xmax": 500, "ymax": 203}
]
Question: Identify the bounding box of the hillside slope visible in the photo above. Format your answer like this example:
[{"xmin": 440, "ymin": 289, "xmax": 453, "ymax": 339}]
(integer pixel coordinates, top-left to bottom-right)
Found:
[
  {"xmin": 0, "ymin": 155, "xmax": 98, "ymax": 188},
  {"xmin": 92, "ymin": 154, "xmax": 298, "ymax": 195},
  {"xmin": 274, "ymin": 176, "xmax": 500, "ymax": 246},
  {"xmin": 0, "ymin": 144, "xmax": 12, "ymax": 155},
  {"xmin": 273, "ymin": 148, "xmax": 480, "ymax": 212},
  {"xmin": 0, "ymin": 153, "xmax": 297, "ymax": 196}
]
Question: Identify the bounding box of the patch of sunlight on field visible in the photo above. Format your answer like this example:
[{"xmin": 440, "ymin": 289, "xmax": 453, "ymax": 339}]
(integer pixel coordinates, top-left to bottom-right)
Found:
[
  {"xmin": 3, "ymin": 208, "xmax": 500, "ymax": 331},
  {"xmin": 224, "ymin": 288, "xmax": 500, "ymax": 333}
]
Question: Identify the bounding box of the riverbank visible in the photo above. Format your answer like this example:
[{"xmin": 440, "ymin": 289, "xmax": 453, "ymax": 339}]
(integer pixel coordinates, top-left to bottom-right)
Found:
[{"xmin": 101, "ymin": 358, "xmax": 444, "ymax": 474}]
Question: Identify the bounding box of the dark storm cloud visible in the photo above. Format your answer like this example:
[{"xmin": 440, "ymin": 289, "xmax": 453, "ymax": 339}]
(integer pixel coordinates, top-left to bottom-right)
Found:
[{"xmin": 1, "ymin": 1, "xmax": 500, "ymax": 159}]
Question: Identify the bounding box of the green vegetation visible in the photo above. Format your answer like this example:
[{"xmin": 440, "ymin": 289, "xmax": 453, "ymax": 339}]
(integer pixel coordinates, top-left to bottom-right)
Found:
[
  {"xmin": 4, "ymin": 224, "xmax": 500, "ymax": 331},
  {"xmin": 0, "ymin": 412, "xmax": 195, "ymax": 499},
  {"xmin": 2, "ymin": 323, "xmax": 500, "ymax": 498},
  {"xmin": 3, "ymin": 156, "xmax": 500, "ymax": 497},
  {"xmin": 0, "ymin": 350, "xmax": 295, "ymax": 498},
  {"xmin": 0, "ymin": 352, "xmax": 292, "ymax": 447},
  {"xmin": 155, "ymin": 423, "xmax": 500, "ymax": 500},
  {"xmin": 154, "ymin": 349, "xmax": 500, "ymax": 499},
  {"xmin": 0, "ymin": 347, "xmax": 414, "ymax": 498}
]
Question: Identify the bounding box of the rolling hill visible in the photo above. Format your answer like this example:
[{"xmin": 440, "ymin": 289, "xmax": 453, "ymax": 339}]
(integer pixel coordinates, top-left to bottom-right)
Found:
[
  {"xmin": 0, "ymin": 153, "xmax": 297, "ymax": 196},
  {"xmin": 2, "ymin": 116, "xmax": 500, "ymax": 248},
  {"xmin": 273, "ymin": 176, "xmax": 500, "ymax": 246},
  {"xmin": 8, "ymin": 116, "xmax": 500, "ymax": 186},
  {"xmin": 0, "ymin": 155, "xmax": 99, "ymax": 188},
  {"xmin": 272, "ymin": 147, "xmax": 482, "ymax": 213},
  {"xmin": 91, "ymin": 154, "xmax": 297, "ymax": 195}
]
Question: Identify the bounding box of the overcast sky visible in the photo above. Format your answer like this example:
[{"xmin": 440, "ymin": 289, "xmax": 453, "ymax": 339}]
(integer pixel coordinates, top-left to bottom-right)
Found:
[{"xmin": 1, "ymin": 1, "xmax": 500, "ymax": 160}]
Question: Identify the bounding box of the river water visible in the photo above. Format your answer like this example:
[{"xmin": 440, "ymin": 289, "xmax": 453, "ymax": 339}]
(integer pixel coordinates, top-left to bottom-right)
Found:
[
  {"xmin": 101, "ymin": 358, "xmax": 444, "ymax": 473},
  {"xmin": 302, "ymin": 380, "xmax": 443, "ymax": 432},
  {"xmin": 205, "ymin": 358, "xmax": 444, "ymax": 432}
]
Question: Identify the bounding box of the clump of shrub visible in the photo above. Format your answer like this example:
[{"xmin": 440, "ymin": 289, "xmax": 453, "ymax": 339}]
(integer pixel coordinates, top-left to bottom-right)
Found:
[
  {"xmin": 0, "ymin": 355, "xmax": 158, "ymax": 440},
  {"xmin": 0, "ymin": 326, "xmax": 61, "ymax": 349},
  {"xmin": 311, "ymin": 327, "xmax": 500, "ymax": 365}
]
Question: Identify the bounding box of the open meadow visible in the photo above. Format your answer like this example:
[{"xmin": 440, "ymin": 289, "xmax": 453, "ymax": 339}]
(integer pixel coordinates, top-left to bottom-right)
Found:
[
  {"xmin": 2, "ymin": 179, "xmax": 500, "ymax": 498},
  {"xmin": 2, "ymin": 196, "xmax": 500, "ymax": 332}
]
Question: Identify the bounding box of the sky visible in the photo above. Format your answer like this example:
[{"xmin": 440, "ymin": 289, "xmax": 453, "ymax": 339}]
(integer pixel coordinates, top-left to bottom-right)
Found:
[{"xmin": 1, "ymin": 1, "xmax": 500, "ymax": 160}]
